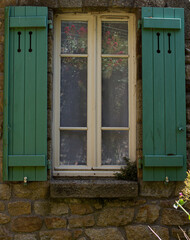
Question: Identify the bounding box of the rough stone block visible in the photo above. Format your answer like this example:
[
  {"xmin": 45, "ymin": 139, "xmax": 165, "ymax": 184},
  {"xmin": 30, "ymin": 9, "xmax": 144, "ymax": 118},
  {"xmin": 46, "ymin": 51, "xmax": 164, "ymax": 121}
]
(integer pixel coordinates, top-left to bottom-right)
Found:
[
  {"xmin": 0, "ymin": 73, "xmax": 3, "ymax": 90},
  {"xmin": 175, "ymin": 182, "xmax": 185, "ymax": 197},
  {"xmin": 172, "ymin": 228, "xmax": 188, "ymax": 240},
  {"xmin": 0, "ymin": 236, "xmax": 12, "ymax": 240},
  {"xmin": 39, "ymin": 230, "xmax": 72, "ymax": 240},
  {"xmin": 135, "ymin": 205, "xmax": 160, "ymax": 223},
  {"xmin": 186, "ymin": 65, "xmax": 190, "ymax": 79},
  {"xmin": 0, "ymin": 213, "xmax": 10, "ymax": 224},
  {"xmin": 50, "ymin": 202, "xmax": 69, "ymax": 215},
  {"xmin": 34, "ymin": 201, "xmax": 50, "ymax": 216},
  {"xmin": 13, "ymin": 182, "xmax": 49, "ymax": 200},
  {"xmin": 139, "ymin": 181, "xmax": 175, "ymax": 198},
  {"xmin": 105, "ymin": 199, "xmax": 146, "ymax": 208},
  {"xmin": 57, "ymin": 0, "xmax": 82, "ymax": 8},
  {"xmin": 18, "ymin": 0, "xmax": 58, "ymax": 8},
  {"xmin": 187, "ymin": 109, "xmax": 190, "ymax": 124},
  {"xmin": 0, "ymin": 0, "xmax": 17, "ymax": 7},
  {"xmin": 8, "ymin": 201, "xmax": 31, "ymax": 216},
  {"xmin": 125, "ymin": 225, "xmax": 169, "ymax": 240},
  {"xmin": 0, "ymin": 184, "xmax": 11, "ymax": 200},
  {"xmin": 73, "ymin": 229, "xmax": 83, "ymax": 239},
  {"xmin": 69, "ymin": 215, "xmax": 95, "ymax": 228},
  {"xmin": 97, "ymin": 207, "xmax": 134, "ymax": 226},
  {"xmin": 161, "ymin": 208, "xmax": 190, "ymax": 225},
  {"xmin": 69, "ymin": 203, "xmax": 94, "ymax": 215},
  {"xmin": 160, "ymin": 200, "xmax": 175, "ymax": 208},
  {"xmin": 82, "ymin": 0, "xmax": 109, "ymax": 7},
  {"xmin": 14, "ymin": 234, "xmax": 37, "ymax": 240},
  {"xmin": 50, "ymin": 180, "xmax": 138, "ymax": 198},
  {"xmin": 85, "ymin": 228, "xmax": 124, "ymax": 240},
  {"xmin": 0, "ymin": 90, "xmax": 3, "ymax": 113},
  {"xmin": 0, "ymin": 226, "xmax": 9, "ymax": 235},
  {"xmin": 11, "ymin": 217, "xmax": 43, "ymax": 233},
  {"xmin": 0, "ymin": 202, "xmax": 5, "ymax": 212},
  {"xmin": 45, "ymin": 217, "xmax": 67, "ymax": 229}
]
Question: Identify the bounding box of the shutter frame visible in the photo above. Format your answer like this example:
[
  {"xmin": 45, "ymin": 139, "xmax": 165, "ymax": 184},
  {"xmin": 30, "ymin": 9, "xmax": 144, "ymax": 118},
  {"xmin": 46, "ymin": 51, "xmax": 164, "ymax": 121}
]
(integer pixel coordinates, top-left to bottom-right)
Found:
[
  {"xmin": 3, "ymin": 6, "xmax": 48, "ymax": 181},
  {"xmin": 142, "ymin": 7, "xmax": 186, "ymax": 181}
]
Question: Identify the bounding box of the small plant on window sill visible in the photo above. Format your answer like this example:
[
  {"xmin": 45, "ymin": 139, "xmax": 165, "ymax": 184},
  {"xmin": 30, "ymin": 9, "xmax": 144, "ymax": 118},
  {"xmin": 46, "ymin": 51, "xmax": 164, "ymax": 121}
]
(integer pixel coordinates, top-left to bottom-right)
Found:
[{"xmin": 114, "ymin": 157, "xmax": 137, "ymax": 181}]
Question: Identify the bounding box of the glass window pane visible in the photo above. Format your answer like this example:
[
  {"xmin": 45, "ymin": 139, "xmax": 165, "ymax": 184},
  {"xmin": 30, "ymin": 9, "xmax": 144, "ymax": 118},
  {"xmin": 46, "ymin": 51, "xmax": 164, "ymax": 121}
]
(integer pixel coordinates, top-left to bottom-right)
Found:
[
  {"xmin": 102, "ymin": 131, "xmax": 129, "ymax": 165},
  {"xmin": 102, "ymin": 21, "xmax": 128, "ymax": 55},
  {"xmin": 61, "ymin": 21, "xmax": 88, "ymax": 54},
  {"xmin": 60, "ymin": 131, "xmax": 87, "ymax": 165},
  {"xmin": 102, "ymin": 58, "xmax": 128, "ymax": 127},
  {"xmin": 60, "ymin": 57, "xmax": 87, "ymax": 127}
]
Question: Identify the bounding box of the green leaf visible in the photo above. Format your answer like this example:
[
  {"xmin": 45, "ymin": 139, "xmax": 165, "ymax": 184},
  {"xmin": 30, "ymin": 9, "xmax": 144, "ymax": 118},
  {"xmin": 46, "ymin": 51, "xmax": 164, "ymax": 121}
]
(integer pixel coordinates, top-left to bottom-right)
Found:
[{"xmin": 179, "ymin": 199, "xmax": 185, "ymax": 205}]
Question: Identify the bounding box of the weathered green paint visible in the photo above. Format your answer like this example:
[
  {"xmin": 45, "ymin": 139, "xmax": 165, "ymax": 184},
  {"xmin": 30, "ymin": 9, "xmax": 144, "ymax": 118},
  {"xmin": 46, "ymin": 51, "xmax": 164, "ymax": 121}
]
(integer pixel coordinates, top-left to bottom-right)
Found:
[
  {"xmin": 10, "ymin": 16, "xmax": 46, "ymax": 28},
  {"xmin": 143, "ymin": 17, "xmax": 181, "ymax": 29},
  {"xmin": 142, "ymin": 7, "xmax": 186, "ymax": 181},
  {"xmin": 3, "ymin": 6, "xmax": 48, "ymax": 181},
  {"xmin": 142, "ymin": 7, "xmax": 154, "ymax": 181},
  {"xmin": 8, "ymin": 155, "xmax": 45, "ymax": 166},
  {"xmin": 3, "ymin": 7, "xmax": 10, "ymax": 181},
  {"xmin": 144, "ymin": 155, "xmax": 183, "ymax": 167}
]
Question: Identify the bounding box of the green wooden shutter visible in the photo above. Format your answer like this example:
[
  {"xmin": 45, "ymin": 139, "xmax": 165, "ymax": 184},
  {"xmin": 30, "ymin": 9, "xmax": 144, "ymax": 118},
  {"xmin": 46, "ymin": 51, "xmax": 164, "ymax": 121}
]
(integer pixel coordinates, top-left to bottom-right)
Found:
[
  {"xmin": 142, "ymin": 7, "xmax": 186, "ymax": 181},
  {"xmin": 3, "ymin": 6, "xmax": 48, "ymax": 181}
]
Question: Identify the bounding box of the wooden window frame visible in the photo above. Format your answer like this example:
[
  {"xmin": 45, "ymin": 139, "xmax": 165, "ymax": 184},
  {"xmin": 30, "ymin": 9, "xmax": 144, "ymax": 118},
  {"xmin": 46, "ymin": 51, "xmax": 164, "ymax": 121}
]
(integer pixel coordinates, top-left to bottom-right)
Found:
[{"xmin": 53, "ymin": 13, "xmax": 136, "ymax": 177}]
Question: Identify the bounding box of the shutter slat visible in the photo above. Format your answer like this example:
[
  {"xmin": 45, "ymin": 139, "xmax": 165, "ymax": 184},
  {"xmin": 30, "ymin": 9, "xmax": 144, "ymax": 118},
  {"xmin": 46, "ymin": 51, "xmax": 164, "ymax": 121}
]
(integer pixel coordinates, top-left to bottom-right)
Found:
[
  {"xmin": 152, "ymin": 8, "xmax": 166, "ymax": 181},
  {"xmin": 8, "ymin": 155, "xmax": 45, "ymax": 166},
  {"xmin": 3, "ymin": 7, "xmax": 10, "ymax": 181},
  {"xmin": 143, "ymin": 17, "xmax": 181, "ymax": 29},
  {"xmin": 142, "ymin": 7, "xmax": 154, "ymax": 181},
  {"xmin": 10, "ymin": 16, "xmax": 46, "ymax": 28},
  {"xmin": 24, "ymin": 6, "xmax": 37, "ymax": 181},
  {"xmin": 35, "ymin": 7, "xmax": 48, "ymax": 181},
  {"xmin": 12, "ymin": 7, "xmax": 26, "ymax": 181},
  {"xmin": 144, "ymin": 155, "xmax": 183, "ymax": 167},
  {"xmin": 175, "ymin": 8, "xmax": 186, "ymax": 181}
]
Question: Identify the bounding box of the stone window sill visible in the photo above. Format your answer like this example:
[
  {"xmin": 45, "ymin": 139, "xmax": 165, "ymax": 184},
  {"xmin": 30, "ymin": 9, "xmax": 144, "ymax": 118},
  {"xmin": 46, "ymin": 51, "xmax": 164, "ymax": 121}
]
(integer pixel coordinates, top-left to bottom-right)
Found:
[{"xmin": 50, "ymin": 179, "xmax": 138, "ymax": 198}]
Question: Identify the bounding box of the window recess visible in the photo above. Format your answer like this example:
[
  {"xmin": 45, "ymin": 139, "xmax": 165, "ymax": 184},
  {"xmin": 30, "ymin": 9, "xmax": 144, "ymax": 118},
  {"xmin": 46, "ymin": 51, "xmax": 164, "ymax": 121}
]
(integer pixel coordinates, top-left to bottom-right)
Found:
[{"xmin": 53, "ymin": 13, "xmax": 136, "ymax": 177}]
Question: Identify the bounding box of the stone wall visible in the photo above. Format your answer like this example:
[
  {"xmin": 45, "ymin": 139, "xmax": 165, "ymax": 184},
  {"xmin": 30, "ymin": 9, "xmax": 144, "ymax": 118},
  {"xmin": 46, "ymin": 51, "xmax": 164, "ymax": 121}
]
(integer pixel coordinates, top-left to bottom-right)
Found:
[
  {"xmin": 0, "ymin": 181, "xmax": 188, "ymax": 240},
  {"xmin": 0, "ymin": 0, "xmax": 190, "ymax": 239}
]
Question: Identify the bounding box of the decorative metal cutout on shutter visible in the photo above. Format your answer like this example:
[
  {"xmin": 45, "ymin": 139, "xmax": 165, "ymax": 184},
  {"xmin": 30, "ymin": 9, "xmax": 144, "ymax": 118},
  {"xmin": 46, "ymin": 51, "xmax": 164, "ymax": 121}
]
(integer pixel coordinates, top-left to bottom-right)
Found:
[
  {"xmin": 3, "ymin": 6, "xmax": 48, "ymax": 181},
  {"xmin": 142, "ymin": 7, "xmax": 186, "ymax": 181}
]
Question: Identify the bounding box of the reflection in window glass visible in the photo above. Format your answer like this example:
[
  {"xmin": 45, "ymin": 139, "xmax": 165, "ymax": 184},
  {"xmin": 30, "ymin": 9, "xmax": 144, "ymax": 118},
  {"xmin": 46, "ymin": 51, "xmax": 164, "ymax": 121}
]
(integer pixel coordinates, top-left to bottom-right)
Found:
[
  {"xmin": 102, "ymin": 21, "xmax": 128, "ymax": 54},
  {"xmin": 60, "ymin": 57, "xmax": 87, "ymax": 127},
  {"xmin": 102, "ymin": 58, "xmax": 128, "ymax": 127},
  {"xmin": 61, "ymin": 21, "xmax": 88, "ymax": 54},
  {"xmin": 60, "ymin": 131, "xmax": 87, "ymax": 165},
  {"xmin": 102, "ymin": 131, "xmax": 129, "ymax": 165}
]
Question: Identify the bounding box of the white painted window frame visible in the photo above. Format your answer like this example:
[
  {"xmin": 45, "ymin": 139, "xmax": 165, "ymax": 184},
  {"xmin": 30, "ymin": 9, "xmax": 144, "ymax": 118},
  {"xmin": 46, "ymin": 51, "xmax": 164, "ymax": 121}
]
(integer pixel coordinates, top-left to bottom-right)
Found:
[{"xmin": 53, "ymin": 13, "xmax": 136, "ymax": 177}]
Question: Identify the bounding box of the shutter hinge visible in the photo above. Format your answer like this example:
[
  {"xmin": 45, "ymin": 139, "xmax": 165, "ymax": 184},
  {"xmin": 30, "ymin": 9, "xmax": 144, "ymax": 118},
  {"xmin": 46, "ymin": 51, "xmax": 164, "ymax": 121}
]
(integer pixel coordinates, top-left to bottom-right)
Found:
[
  {"xmin": 48, "ymin": 20, "xmax": 53, "ymax": 29},
  {"xmin": 138, "ymin": 19, "xmax": 142, "ymax": 29},
  {"xmin": 47, "ymin": 159, "xmax": 51, "ymax": 169},
  {"xmin": 138, "ymin": 158, "xmax": 143, "ymax": 169}
]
